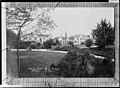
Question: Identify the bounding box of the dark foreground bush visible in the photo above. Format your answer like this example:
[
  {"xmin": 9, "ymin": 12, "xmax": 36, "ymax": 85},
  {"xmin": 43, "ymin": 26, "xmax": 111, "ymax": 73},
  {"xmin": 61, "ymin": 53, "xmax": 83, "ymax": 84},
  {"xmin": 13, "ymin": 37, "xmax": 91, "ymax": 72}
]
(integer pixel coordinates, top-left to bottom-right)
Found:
[
  {"xmin": 50, "ymin": 50, "xmax": 95, "ymax": 77},
  {"xmin": 50, "ymin": 49, "xmax": 114, "ymax": 77},
  {"xmin": 93, "ymin": 58, "xmax": 114, "ymax": 77}
]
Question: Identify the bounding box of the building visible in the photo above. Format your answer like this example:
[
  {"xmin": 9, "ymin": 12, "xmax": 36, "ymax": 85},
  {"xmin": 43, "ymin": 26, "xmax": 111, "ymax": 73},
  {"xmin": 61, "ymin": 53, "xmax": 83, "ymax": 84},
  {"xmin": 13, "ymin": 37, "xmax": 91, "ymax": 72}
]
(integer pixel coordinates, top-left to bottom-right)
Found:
[
  {"xmin": 20, "ymin": 32, "xmax": 53, "ymax": 44},
  {"xmin": 54, "ymin": 33, "xmax": 91, "ymax": 45}
]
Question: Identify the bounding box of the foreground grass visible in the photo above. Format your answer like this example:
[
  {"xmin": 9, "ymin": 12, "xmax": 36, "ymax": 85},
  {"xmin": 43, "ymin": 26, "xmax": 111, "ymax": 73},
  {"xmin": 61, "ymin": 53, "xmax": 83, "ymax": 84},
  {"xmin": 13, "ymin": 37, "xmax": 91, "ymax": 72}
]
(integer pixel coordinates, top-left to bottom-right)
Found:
[
  {"xmin": 7, "ymin": 44, "xmax": 115, "ymax": 77},
  {"xmin": 19, "ymin": 45, "xmax": 114, "ymax": 77},
  {"xmin": 8, "ymin": 51, "xmax": 66, "ymax": 77}
]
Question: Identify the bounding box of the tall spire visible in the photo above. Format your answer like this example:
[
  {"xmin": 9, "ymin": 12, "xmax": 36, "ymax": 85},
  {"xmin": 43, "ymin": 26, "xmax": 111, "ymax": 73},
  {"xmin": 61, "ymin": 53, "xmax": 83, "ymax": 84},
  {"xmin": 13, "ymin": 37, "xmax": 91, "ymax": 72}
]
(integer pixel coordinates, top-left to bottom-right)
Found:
[
  {"xmin": 65, "ymin": 32, "xmax": 67, "ymax": 38},
  {"xmin": 60, "ymin": 34, "xmax": 62, "ymax": 37}
]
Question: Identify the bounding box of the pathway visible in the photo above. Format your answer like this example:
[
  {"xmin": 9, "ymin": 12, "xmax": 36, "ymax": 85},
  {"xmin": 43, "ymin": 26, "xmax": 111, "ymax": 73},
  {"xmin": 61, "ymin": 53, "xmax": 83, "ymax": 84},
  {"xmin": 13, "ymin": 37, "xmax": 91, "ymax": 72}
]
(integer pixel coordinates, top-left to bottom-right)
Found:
[{"xmin": 11, "ymin": 49, "xmax": 68, "ymax": 53}]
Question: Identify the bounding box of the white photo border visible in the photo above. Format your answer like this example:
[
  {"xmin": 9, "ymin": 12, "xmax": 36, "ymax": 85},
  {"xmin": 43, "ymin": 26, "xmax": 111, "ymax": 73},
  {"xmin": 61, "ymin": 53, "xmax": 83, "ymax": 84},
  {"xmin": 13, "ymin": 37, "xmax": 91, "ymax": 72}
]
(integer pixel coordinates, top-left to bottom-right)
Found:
[{"xmin": 1, "ymin": 2, "xmax": 119, "ymax": 87}]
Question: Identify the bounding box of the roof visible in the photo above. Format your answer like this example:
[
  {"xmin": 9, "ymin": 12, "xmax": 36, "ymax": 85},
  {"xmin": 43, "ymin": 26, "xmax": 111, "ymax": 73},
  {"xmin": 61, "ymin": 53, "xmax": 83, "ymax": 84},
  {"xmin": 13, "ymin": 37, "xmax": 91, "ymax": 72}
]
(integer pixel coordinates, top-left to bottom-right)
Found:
[
  {"xmin": 74, "ymin": 35, "xmax": 80, "ymax": 40},
  {"xmin": 61, "ymin": 37, "xmax": 67, "ymax": 40},
  {"xmin": 68, "ymin": 36, "xmax": 75, "ymax": 40},
  {"xmin": 54, "ymin": 37, "xmax": 59, "ymax": 40},
  {"xmin": 54, "ymin": 34, "xmax": 90, "ymax": 41}
]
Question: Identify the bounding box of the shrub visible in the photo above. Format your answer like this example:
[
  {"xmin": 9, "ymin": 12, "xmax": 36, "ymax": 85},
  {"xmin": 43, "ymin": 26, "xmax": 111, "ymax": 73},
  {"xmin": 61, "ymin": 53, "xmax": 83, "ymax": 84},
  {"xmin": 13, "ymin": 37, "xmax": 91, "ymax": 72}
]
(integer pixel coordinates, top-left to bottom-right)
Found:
[
  {"xmin": 54, "ymin": 39, "xmax": 61, "ymax": 45},
  {"xmin": 85, "ymin": 39, "xmax": 93, "ymax": 48},
  {"xmin": 70, "ymin": 46, "xmax": 84, "ymax": 53},
  {"xmin": 39, "ymin": 44, "xmax": 45, "ymax": 49},
  {"xmin": 54, "ymin": 50, "xmax": 95, "ymax": 77},
  {"xmin": 60, "ymin": 45, "xmax": 72, "ymax": 51},
  {"xmin": 50, "ymin": 48, "xmax": 114, "ymax": 77},
  {"xmin": 53, "ymin": 45, "xmax": 72, "ymax": 51},
  {"xmin": 18, "ymin": 41, "xmax": 31, "ymax": 49},
  {"xmin": 53, "ymin": 45, "xmax": 61, "ymax": 50},
  {"xmin": 93, "ymin": 58, "xmax": 114, "ymax": 77},
  {"xmin": 95, "ymin": 38, "xmax": 106, "ymax": 49},
  {"xmin": 81, "ymin": 42, "xmax": 84, "ymax": 45},
  {"xmin": 30, "ymin": 44, "xmax": 36, "ymax": 49},
  {"xmin": 68, "ymin": 41, "xmax": 74, "ymax": 47},
  {"xmin": 43, "ymin": 39, "xmax": 54, "ymax": 49}
]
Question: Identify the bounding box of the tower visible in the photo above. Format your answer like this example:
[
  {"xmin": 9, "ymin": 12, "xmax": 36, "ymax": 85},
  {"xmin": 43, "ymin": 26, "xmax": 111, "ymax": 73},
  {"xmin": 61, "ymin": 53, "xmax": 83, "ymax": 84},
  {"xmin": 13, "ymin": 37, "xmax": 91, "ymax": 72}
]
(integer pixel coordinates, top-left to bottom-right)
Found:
[{"xmin": 65, "ymin": 33, "xmax": 67, "ymax": 38}]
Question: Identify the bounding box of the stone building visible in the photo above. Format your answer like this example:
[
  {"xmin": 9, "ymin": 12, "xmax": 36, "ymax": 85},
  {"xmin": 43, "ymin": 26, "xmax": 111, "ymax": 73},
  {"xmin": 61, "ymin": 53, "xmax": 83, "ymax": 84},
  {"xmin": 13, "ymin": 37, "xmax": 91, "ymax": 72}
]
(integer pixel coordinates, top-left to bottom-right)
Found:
[{"xmin": 54, "ymin": 33, "xmax": 91, "ymax": 45}]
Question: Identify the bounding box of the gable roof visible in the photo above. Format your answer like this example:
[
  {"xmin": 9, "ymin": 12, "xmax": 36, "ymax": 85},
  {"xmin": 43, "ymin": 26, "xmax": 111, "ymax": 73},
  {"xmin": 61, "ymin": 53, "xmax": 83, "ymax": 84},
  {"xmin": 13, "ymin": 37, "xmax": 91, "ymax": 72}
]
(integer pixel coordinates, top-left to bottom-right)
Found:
[
  {"xmin": 54, "ymin": 34, "xmax": 90, "ymax": 41},
  {"xmin": 54, "ymin": 37, "xmax": 59, "ymax": 41},
  {"xmin": 61, "ymin": 37, "xmax": 67, "ymax": 40},
  {"xmin": 68, "ymin": 36, "xmax": 75, "ymax": 40}
]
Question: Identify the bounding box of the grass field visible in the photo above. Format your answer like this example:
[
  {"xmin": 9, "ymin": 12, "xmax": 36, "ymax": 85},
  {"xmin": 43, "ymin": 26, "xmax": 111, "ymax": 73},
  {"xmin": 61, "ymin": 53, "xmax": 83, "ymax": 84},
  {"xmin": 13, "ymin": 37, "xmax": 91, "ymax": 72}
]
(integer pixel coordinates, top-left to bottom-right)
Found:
[
  {"xmin": 7, "ymin": 45, "xmax": 115, "ymax": 77},
  {"xmin": 7, "ymin": 51, "xmax": 66, "ymax": 77}
]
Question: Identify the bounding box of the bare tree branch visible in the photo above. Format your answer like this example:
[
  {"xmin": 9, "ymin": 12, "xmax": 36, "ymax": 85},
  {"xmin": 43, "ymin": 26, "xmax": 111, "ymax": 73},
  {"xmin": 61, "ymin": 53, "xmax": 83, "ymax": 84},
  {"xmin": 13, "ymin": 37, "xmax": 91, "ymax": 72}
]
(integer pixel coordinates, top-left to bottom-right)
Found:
[
  {"xmin": 55, "ymin": 2, "xmax": 61, "ymax": 7},
  {"xmin": 21, "ymin": 12, "xmax": 42, "ymax": 28},
  {"xmin": 21, "ymin": 2, "xmax": 61, "ymax": 33},
  {"xmin": 20, "ymin": 28, "xmax": 40, "ymax": 37}
]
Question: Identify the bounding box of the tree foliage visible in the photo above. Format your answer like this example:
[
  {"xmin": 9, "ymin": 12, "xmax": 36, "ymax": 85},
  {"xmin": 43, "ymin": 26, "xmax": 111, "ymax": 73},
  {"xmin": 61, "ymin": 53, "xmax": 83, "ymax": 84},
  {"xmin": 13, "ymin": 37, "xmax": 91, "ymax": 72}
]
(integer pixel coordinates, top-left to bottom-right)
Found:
[
  {"xmin": 54, "ymin": 39, "xmax": 61, "ymax": 45},
  {"xmin": 43, "ymin": 39, "xmax": 54, "ymax": 49},
  {"xmin": 85, "ymin": 39, "xmax": 93, "ymax": 48},
  {"xmin": 68, "ymin": 41, "xmax": 74, "ymax": 47},
  {"xmin": 6, "ymin": 5, "xmax": 57, "ymax": 38},
  {"xmin": 91, "ymin": 19, "xmax": 115, "ymax": 48},
  {"xmin": 54, "ymin": 50, "xmax": 94, "ymax": 77}
]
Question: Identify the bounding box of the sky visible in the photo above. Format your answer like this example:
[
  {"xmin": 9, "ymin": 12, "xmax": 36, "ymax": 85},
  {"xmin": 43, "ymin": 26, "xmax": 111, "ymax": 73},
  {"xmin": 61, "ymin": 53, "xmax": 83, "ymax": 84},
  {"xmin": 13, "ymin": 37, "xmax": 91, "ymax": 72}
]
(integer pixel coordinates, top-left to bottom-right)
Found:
[
  {"xmin": 19, "ymin": 7, "xmax": 114, "ymax": 38},
  {"xmin": 47, "ymin": 7, "xmax": 114, "ymax": 37}
]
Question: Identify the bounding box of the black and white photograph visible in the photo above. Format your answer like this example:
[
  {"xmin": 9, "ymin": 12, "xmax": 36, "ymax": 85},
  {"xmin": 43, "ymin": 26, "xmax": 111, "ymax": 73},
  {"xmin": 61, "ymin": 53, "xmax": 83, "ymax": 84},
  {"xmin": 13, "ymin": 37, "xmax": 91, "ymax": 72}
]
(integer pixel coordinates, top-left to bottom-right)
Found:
[{"xmin": 1, "ymin": 2, "xmax": 119, "ymax": 87}]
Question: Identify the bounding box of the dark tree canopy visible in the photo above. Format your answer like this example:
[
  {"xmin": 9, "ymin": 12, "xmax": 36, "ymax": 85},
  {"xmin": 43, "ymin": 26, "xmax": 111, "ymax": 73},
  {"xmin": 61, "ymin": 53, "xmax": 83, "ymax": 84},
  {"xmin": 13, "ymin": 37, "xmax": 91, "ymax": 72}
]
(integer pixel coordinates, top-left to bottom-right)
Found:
[
  {"xmin": 91, "ymin": 19, "xmax": 115, "ymax": 48},
  {"xmin": 55, "ymin": 39, "xmax": 61, "ymax": 45},
  {"xmin": 68, "ymin": 41, "xmax": 74, "ymax": 47},
  {"xmin": 85, "ymin": 39, "xmax": 93, "ymax": 48},
  {"xmin": 43, "ymin": 39, "xmax": 54, "ymax": 49}
]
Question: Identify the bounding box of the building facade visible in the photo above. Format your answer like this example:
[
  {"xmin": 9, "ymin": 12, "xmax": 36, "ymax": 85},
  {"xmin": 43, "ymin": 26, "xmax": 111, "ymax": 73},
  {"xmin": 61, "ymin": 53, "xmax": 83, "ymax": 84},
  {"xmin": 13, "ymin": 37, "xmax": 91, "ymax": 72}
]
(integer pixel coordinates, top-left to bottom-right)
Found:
[
  {"xmin": 21, "ymin": 32, "xmax": 53, "ymax": 44},
  {"xmin": 54, "ymin": 33, "xmax": 91, "ymax": 45}
]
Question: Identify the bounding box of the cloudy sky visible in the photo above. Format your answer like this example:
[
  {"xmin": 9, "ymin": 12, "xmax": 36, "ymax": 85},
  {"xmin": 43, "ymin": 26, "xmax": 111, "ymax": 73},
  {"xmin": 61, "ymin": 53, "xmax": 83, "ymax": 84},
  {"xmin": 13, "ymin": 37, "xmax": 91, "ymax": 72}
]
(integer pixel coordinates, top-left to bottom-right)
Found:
[{"xmin": 47, "ymin": 7, "xmax": 114, "ymax": 37}]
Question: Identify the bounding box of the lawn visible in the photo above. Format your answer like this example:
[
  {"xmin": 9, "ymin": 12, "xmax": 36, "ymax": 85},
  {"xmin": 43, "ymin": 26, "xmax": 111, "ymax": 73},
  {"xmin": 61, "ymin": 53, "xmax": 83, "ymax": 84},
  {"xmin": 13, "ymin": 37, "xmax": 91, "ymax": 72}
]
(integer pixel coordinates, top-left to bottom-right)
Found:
[
  {"xmin": 7, "ymin": 51, "xmax": 66, "ymax": 77},
  {"xmin": 7, "ymin": 44, "xmax": 115, "ymax": 78}
]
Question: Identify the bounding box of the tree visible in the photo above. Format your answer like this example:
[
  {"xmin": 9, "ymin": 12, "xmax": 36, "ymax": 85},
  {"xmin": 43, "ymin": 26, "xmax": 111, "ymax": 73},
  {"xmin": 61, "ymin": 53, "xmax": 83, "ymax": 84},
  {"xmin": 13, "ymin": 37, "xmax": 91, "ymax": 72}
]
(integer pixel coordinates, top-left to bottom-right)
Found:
[
  {"xmin": 68, "ymin": 41, "xmax": 74, "ymax": 47},
  {"xmin": 91, "ymin": 19, "xmax": 115, "ymax": 49},
  {"xmin": 55, "ymin": 39, "xmax": 61, "ymax": 45},
  {"xmin": 54, "ymin": 50, "xmax": 94, "ymax": 77},
  {"xmin": 5, "ymin": 2, "xmax": 59, "ymax": 75},
  {"xmin": 85, "ymin": 39, "xmax": 93, "ymax": 48},
  {"xmin": 43, "ymin": 39, "xmax": 54, "ymax": 49}
]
